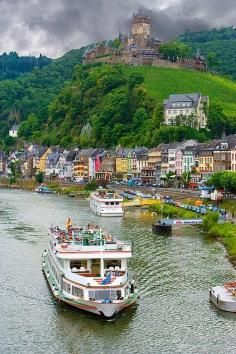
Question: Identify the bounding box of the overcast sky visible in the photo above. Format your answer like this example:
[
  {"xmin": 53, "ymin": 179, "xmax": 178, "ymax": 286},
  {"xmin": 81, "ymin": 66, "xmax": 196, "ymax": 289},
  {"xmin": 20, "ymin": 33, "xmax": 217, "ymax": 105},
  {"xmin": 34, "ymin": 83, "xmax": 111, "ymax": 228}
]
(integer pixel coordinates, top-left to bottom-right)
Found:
[{"xmin": 1, "ymin": 0, "xmax": 235, "ymax": 58}]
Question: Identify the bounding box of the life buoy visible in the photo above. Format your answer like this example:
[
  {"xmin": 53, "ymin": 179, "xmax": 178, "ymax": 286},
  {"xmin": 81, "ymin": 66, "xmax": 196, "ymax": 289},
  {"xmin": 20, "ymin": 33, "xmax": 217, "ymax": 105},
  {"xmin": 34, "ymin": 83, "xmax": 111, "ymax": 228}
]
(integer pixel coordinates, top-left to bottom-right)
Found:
[{"xmin": 61, "ymin": 243, "xmax": 68, "ymax": 249}]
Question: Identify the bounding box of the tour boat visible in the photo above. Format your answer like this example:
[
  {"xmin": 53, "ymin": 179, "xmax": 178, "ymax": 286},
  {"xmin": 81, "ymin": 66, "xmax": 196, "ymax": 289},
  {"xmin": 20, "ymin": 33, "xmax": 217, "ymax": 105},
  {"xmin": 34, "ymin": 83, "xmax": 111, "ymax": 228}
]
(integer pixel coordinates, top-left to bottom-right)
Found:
[
  {"xmin": 209, "ymin": 281, "xmax": 236, "ymax": 312},
  {"xmin": 90, "ymin": 189, "xmax": 124, "ymax": 217},
  {"xmin": 42, "ymin": 223, "xmax": 138, "ymax": 319}
]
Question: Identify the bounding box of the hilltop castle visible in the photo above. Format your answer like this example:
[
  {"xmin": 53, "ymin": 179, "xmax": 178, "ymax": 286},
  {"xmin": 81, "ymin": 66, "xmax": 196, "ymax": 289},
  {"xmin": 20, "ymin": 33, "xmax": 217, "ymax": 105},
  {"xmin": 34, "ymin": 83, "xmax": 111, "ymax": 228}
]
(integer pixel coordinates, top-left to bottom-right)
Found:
[{"xmin": 83, "ymin": 9, "xmax": 207, "ymax": 71}]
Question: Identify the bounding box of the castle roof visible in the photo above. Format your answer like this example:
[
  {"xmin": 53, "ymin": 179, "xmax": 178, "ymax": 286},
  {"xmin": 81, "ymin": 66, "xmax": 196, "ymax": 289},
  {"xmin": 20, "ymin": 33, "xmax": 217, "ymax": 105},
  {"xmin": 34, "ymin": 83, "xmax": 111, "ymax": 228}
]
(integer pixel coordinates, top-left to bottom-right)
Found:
[{"xmin": 132, "ymin": 8, "xmax": 150, "ymax": 23}]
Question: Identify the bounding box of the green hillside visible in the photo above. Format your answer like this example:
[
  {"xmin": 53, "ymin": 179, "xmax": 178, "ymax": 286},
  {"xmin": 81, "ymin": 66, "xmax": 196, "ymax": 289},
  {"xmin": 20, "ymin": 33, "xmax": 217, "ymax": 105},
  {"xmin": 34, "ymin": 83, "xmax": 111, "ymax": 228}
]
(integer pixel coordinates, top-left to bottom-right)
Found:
[
  {"xmin": 0, "ymin": 47, "xmax": 87, "ymax": 139},
  {"xmin": 0, "ymin": 52, "xmax": 51, "ymax": 80},
  {"xmin": 123, "ymin": 66, "xmax": 236, "ymax": 116},
  {"xmin": 178, "ymin": 27, "xmax": 236, "ymax": 80},
  {"xmin": 16, "ymin": 63, "xmax": 236, "ymax": 149}
]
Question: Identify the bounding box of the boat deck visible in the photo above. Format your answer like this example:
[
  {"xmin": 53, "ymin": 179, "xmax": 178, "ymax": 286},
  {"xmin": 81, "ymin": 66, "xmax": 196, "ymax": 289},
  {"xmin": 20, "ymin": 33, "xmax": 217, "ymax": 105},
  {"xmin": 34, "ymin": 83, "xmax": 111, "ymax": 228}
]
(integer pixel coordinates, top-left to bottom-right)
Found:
[{"xmin": 212, "ymin": 286, "xmax": 236, "ymax": 302}]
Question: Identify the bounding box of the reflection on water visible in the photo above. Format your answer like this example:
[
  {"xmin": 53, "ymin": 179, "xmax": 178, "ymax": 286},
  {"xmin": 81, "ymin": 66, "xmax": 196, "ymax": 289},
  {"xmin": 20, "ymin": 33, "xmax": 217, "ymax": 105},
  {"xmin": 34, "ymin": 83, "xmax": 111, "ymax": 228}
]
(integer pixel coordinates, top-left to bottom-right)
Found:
[{"xmin": 0, "ymin": 188, "xmax": 236, "ymax": 354}]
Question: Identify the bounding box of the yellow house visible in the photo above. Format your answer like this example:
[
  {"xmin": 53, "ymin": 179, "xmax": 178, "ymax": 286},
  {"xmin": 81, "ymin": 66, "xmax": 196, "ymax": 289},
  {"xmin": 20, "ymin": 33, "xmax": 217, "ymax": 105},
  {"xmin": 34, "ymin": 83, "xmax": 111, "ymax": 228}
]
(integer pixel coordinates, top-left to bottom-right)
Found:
[
  {"xmin": 37, "ymin": 147, "xmax": 52, "ymax": 172},
  {"xmin": 116, "ymin": 157, "xmax": 127, "ymax": 172},
  {"xmin": 199, "ymin": 150, "xmax": 214, "ymax": 172},
  {"xmin": 115, "ymin": 155, "xmax": 128, "ymax": 180}
]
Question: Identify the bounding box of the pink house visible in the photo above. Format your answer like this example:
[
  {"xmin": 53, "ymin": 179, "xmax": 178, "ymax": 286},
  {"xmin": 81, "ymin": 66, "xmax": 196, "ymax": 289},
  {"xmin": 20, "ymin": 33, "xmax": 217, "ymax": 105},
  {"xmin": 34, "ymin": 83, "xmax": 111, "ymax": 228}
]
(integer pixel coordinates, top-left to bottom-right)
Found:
[
  {"xmin": 95, "ymin": 154, "xmax": 101, "ymax": 172},
  {"xmin": 175, "ymin": 149, "xmax": 184, "ymax": 176}
]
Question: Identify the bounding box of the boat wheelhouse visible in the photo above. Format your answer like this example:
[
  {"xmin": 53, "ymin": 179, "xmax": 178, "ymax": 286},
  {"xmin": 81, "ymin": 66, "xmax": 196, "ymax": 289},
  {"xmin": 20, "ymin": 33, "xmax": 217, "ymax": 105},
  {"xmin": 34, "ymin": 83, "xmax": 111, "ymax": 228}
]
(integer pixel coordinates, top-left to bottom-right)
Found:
[
  {"xmin": 209, "ymin": 282, "xmax": 236, "ymax": 312},
  {"xmin": 90, "ymin": 189, "xmax": 124, "ymax": 217},
  {"xmin": 42, "ymin": 224, "xmax": 138, "ymax": 318}
]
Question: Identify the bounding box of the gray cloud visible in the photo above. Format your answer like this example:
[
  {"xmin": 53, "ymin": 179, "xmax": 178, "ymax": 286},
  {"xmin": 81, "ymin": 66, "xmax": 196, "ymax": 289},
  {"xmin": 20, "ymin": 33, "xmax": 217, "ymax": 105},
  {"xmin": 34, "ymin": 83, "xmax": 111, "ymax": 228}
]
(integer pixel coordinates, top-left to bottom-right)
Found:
[{"xmin": 0, "ymin": 0, "xmax": 235, "ymax": 58}]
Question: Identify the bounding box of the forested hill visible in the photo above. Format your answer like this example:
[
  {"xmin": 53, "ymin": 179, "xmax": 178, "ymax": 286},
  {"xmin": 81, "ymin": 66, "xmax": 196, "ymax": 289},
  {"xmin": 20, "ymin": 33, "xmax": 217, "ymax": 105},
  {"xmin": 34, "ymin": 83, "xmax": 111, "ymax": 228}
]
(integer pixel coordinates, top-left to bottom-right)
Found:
[
  {"xmin": 178, "ymin": 27, "xmax": 236, "ymax": 80},
  {"xmin": 0, "ymin": 52, "xmax": 51, "ymax": 80},
  {"xmin": 0, "ymin": 47, "xmax": 87, "ymax": 139},
  {"xmin": 17, "ymin": 64, "xmax": 236, "ymax": 149},
  {"xmin": 1, "ymin": 45, "xmax": 236, "ymax": 151}
]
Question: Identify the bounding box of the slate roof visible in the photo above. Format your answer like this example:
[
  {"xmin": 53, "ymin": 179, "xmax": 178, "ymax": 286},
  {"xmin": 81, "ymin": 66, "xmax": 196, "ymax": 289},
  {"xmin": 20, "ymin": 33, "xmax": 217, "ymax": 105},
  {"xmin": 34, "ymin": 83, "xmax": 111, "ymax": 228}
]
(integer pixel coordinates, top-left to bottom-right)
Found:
[
  {"xmin": 10, "ymin": 124, "xmax": 20, "ymax": 131},
  {"xmin": 163, "ymin": 93, "xmax": 209, "ymax": 109},
  {"xmin": 46, "ymin": 153, "xmax": 60, "ymax": 166}
]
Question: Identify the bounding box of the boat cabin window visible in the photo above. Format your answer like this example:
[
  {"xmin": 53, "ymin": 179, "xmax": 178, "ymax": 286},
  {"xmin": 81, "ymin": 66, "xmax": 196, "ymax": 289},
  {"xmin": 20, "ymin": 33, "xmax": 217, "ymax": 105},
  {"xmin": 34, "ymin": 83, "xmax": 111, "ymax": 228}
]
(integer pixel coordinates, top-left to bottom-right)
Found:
[
  {"xmin": 104, "ymin": 259, "xmax": 121, "ymax": 270},
  {"xmin": 71, "ymin": 286, "xmax": 83, "ymax": 298},
  {"xmin": 70, "ymin": 260, "xmax": 87, "ymax": 271},
  {"xmin": 62, "ymin": 280, "xmax": 71, "ymax": 293},
  {"xmin": 89, "ymin": 290, "xmax": 122, "ymax": 301}
]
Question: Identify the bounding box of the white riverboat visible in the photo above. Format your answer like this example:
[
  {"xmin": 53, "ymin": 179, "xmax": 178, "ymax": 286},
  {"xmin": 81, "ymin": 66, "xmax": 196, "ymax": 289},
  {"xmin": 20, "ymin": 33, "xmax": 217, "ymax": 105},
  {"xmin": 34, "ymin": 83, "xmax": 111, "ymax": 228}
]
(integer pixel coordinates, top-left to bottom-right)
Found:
[
  {"xmin": 42, "ymin": 223, "xmax": 138, "ymax": 319},
  {"xmin": 90, "ymin": 189, "xmax": 124, "ymax": 217},
  {"xmin": 209, "ymin": 281, "xmax": 236, "ymax": 312}
]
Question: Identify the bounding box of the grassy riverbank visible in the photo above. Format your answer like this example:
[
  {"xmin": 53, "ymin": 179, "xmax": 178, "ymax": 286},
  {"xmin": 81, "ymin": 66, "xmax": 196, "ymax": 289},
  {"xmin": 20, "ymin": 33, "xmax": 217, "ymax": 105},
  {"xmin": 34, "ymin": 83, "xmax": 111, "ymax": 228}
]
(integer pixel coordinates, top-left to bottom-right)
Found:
[
  {"xmin": 203, "ymin": 213, "xmax": 236, "ymax": 259},
  {"xmin": 0, "ymin": 178, "xmax": 90, "ymax": 196},
  {"xmin": 149, "ymin": 203, "xmax": 198, "ymax": 219},
  {"xmin": 150, "ymin": 202, "xmax": 236, "ymax": 262}
]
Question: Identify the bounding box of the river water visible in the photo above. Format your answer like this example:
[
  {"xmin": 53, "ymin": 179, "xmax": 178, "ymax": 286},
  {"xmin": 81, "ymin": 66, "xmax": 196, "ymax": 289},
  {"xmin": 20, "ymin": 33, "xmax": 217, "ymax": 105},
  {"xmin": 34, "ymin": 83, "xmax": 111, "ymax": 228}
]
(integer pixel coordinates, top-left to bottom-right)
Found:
[{"xmin": 0, "ymin": 188, "xmax": 236, "ymax": 354}]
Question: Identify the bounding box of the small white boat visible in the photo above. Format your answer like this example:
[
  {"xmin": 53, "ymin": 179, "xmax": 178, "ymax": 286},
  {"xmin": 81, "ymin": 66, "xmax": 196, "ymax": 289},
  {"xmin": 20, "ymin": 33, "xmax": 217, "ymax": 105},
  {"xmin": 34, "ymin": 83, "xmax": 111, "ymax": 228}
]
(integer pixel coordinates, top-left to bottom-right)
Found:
[
  {"xmin": 90, "ymin": 189, "xmax": 124, "ymax": 217},
  {"xmin": 42, "ymin": 223, "xmax": 138, "ymax": 319},
  {"xmin": 209, "ymin": 281, "xmax": 236, "ymax": 312}
]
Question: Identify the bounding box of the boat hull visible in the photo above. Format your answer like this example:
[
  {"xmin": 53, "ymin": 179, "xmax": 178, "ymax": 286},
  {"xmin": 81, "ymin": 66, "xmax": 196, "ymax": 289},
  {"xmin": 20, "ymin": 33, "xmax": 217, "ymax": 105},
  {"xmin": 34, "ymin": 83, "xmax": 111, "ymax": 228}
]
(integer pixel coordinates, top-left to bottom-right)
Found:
[
  {"xmin": 152, "ymin": 223, "xmax": 172, "ymax": 235},
  {"xmin": 43, "ymin": 261, "xmax": 137, "ymax": 319},
  {"xmin": 90, "ymin": 202, "xmax": 124, "ymax": 217},
  {"xmin": 209, "ymin": 286, "xmax": 236, "ymax": 312}
]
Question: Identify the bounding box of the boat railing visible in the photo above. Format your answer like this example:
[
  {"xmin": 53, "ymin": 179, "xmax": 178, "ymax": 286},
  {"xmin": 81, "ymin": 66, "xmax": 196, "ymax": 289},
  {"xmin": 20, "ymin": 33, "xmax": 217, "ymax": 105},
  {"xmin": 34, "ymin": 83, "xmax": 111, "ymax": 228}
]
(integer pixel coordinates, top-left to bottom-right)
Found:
[
  {"xmin": 66, "ymin": 271, "xmax": 98, "ymax": 286},
  {"xmin": 105, "ymin": 241, "xmax": 132, "ymax": 251},
  {"xmin": 103, "ymin": 270, "xmax": 128, "ymax": 285},
  {"xmin": 66, "ymin": 270, "xmax": 128, "ymax": 287},
  {"xmin": 50, "ymin": 228, "xmax": 132, "ymax": 251}
]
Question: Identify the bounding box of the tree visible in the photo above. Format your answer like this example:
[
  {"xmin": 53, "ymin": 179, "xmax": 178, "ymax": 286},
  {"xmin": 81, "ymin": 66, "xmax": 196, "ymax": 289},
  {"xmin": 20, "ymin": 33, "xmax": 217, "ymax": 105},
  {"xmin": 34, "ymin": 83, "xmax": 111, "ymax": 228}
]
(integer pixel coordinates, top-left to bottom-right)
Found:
[
  {"xmin": 159, "ymin": 41, "xmax": 191, "ymax": 61},
  {"xmin": 9, "ymin": 160, "xmax": 21, "ymax": 178},
  {"xmin": 128, "ymin": 73, "xmax": 145, "ymax": 91},
  {"xmin": 181, "ymin": 171, "xmax": 191, "ymax": 187},
  {"xmin": 207, "ymin": 103, "xmax": 230, "ymax": 137},
  {"xmin": 18, "ymin": 113, "xmax": 40, "ymax": 140},
  {"xmin": 207, "ymin": 171, "xmax": 236, "ymax": 193},
  {"xmin": 113, "ymin": 38, "xmax": 121, "ymax": 49},
  {"xmin": 35, "ymin": 171, "xmax": 44, "ymax": 183},
  {"xmin": 132, "ymin": 108, "xmax": 148, "ymax": 129},
  {"xmin": 207, "ymin": 52, "xmax": 220, "ymax": 67}
]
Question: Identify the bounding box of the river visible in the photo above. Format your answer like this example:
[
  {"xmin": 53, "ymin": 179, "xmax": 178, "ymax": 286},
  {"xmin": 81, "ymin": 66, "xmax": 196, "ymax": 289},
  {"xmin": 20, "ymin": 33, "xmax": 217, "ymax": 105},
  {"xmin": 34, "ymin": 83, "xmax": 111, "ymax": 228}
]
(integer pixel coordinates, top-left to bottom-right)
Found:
[{"xmin": 0, "ymin": 188, "xmax": 236, "ymax": 354}]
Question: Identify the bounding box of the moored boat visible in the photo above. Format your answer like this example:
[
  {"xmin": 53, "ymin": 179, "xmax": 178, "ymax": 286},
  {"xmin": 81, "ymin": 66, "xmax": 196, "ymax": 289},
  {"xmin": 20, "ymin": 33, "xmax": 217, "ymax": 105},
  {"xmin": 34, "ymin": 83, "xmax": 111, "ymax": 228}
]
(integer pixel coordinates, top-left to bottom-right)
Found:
[
  {"xmin": 90, "ymin": 189, "xmax": 124, "ymax": 217},
  {"xmin": 35, "ymin": 184, "xmax": 53, "ymax": 194},
  {"xmin": 42, "ymin": 222, "xmax": 138, "ymax": 319},
  {"xmin": 209, "ymin": 281, "xmax": 236, "ymax": 312}
]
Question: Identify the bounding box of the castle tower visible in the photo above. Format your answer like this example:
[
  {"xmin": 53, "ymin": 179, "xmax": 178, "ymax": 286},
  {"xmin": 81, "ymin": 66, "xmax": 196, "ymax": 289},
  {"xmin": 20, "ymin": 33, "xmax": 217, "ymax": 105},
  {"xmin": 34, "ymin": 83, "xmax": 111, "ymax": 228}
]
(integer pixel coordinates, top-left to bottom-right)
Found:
[{"xmin": 132, "ymin": 9, "xmax": 151, "ymax": 40}]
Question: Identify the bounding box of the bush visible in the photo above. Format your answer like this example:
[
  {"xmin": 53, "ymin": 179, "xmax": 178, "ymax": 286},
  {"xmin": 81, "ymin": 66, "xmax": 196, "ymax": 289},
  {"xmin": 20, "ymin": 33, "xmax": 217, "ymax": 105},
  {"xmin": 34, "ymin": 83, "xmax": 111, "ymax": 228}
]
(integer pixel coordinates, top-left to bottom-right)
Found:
[
  {"xmin": 85, "ymin": 179, "xmax": 97, "ymax": 191},
  {"xmin": 35, "ymin": 171, "xmax": 44, "ymax": 184},
  {"xmin": 202, "ymin": 212, "xmax": 220, "ymax": 231}
]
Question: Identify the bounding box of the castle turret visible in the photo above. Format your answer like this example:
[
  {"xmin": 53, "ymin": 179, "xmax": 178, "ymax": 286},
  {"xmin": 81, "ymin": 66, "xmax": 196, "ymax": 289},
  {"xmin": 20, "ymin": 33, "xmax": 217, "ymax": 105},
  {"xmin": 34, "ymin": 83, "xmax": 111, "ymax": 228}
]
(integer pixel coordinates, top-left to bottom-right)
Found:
[{"xmin": 132, "ymin": 9, "xmax": 151, "ymax": 40}]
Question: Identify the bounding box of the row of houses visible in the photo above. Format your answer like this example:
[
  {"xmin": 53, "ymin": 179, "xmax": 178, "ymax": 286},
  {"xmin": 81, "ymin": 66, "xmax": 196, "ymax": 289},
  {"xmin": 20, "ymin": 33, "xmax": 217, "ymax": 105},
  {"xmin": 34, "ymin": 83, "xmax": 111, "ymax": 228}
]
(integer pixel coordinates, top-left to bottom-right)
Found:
[{"xmin": 0, "ymin": 133, "xmax": 236, "ymax": 184}]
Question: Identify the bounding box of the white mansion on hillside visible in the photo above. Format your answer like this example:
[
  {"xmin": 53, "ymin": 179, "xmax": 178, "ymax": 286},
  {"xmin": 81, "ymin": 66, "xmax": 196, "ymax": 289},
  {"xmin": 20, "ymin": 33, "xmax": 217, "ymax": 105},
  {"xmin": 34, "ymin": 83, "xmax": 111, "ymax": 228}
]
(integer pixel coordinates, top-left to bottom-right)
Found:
[{"xmin": 163, "ymin": 93, "xmax": 209, "ymax": 129}]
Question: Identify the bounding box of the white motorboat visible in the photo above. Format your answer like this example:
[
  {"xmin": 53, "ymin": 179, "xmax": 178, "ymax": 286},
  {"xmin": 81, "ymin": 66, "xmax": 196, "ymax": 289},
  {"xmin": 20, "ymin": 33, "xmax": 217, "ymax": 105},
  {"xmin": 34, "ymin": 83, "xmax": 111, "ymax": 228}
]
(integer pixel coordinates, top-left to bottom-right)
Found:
[
  {"xmin": 90, "ymin": 189, "xmax": 124, "ymax": 217},
  {"xmin": 42, "ymin": 223, "xmax": 138, "ymax": 319},
  {"xmin": 209, "ymin": 281, "xmax": 236, "ymax": 312}
]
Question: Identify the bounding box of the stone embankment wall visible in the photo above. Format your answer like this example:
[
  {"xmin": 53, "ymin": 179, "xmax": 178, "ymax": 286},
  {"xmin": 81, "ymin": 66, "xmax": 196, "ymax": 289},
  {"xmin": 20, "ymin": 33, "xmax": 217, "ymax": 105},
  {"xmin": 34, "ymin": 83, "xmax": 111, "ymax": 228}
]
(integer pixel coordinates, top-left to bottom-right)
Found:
[{"xmin": 84, "ymin": 54, "xmax": 183, "ymax": 69}]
